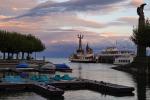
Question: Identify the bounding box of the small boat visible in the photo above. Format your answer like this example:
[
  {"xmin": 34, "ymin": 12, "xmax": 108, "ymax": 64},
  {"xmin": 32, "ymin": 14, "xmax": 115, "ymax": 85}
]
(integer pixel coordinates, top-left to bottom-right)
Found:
[
  {"xmin": 54, "ymin": 64, "xmax": 72, "ymax": 72},
  {"xmin": 51, "ymin": 75, "xmax": 61, "ymax": 81},
  {"xmin": 51, "ymin": 74, "xmax": 75, "ymax": 81},
  {"xmin": 2, "ymin": 75, "xmax": 25, "ymax": 83},
  {"xmin": 41, "ymin": 63, "xmax": 56, "ymax": 70},
  {"xmin": 61, "ymin": 74, "xmax": 75, "ymax": 80},
  {"xmin": 69, "ymin": 35, "xmax": 96, "ymax": 63},
  {"xmin": 28, "ymin": 64, "xmax": 39, "ymax": 67},
  {"xmin": 16, "ymin": 61, "xmax": 29, "ymax": 68}
]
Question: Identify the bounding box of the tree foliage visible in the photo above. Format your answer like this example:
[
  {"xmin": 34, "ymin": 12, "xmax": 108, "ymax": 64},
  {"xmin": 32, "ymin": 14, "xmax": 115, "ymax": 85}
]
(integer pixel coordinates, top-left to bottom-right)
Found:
[
  {"xmin": 131, "ymin": 19, "xmax": 150, "ymax": 47},
  {"xmin": 0, "ymin": 30, "xmax": 45, "ymax": 59}
]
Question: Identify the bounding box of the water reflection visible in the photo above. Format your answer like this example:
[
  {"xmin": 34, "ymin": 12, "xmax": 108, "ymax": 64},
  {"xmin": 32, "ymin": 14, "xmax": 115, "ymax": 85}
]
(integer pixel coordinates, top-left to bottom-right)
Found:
[
  {"xmin": 0, "ymin": 57, "xmax": 150, "ymax": 100},
  {"xmin": 0, "ymin": 92, "xmax": 46, "ymax": 100},
  {"xmin": 73, "ymin": 62, "xmax": 150, "ymax": 100},
  {"xmin": 78, "ymin": 63, "xmax": 82, "ymax": 79}
]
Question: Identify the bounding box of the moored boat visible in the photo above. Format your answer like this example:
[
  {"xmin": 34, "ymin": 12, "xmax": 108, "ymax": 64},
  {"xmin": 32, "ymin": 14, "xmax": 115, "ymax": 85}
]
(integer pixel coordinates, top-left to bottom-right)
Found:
[
  {"xmin": 113, "ymin": 56, "xmax": 134, "ymax": 65},
  {"xmin": 16, "ymin": 60, "xmax": 29, "ymax": 68},
  {"xmin": 96, "ymin": 47, "xmax": 135, "ymax": 64},
  {"xmin": 54, "ymin": 64, "xmax": 72, "ymax": 72},
  {"xmin": 69, "ymin": 34, "xmax": 96, "ymax": 63}
]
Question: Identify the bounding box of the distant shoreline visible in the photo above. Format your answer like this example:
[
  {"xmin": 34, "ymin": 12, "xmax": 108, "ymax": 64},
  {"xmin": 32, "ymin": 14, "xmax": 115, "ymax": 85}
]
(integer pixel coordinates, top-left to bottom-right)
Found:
[
  {"xmin": 112, "ymin": 64, "xmax": 137, "ymax": 75},
  {"xmin": 112, "ymin": 63, "xmax": 150, "ymax": 75}
]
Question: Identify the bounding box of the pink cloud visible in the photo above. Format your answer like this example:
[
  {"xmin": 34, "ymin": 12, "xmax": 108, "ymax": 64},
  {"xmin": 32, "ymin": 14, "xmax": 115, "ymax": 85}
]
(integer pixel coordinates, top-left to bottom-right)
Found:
[
  {"xmin": 0, "ymin": 0, "xmax": 39, "ymax": 16},
  {"xmin": 117, "ymin": 16, "xmax": 138, "ymax": 25},
  {"xmin": 131, "ymin": 0, "xmax": 144, "ymax": 6},
  {"xmin": 0, "ymin": 15, "xmax": 11, "ymax": 20}
]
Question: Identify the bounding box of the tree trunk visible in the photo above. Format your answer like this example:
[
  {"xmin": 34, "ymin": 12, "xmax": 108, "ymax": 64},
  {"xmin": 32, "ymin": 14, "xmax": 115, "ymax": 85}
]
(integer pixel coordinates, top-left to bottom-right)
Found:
[
  {"xmin": 22, "ymin": 52, "xmax": 24, "ymax": 59},
  {"xmin": 8, "ymin": 52, "xmax": 10, "ymax": 59},
  {"xmin": 11, "ymin": 52, "xmax": 14, "ymax": 59},
  {"xmin": 137, "ymin": 45, "xmax": 146, "ymax": 57},
  {"xmin": 3, "ymin": 52, "xmax": 5, "ymax": 60},
  {"xmin": 35, "ymin": 52, "xmax": 36, "ymax": 60},
  {"xmin": 27, "ymin": 52, "xmax": 30, "ymax": 60},
  {"xmin": 27, "ymin": 52, "xmax": 30, "ymax": 57},
  {"xmin": 16, "ymin": 53, "xmax": 19, "ymax": 60}
]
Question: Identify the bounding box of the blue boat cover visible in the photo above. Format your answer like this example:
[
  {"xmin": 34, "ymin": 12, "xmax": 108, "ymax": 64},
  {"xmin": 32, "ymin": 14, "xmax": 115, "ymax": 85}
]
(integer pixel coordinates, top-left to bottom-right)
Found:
[
  {"xmin": 61, "ymin": 74, "xmax": 74, "ymax": 80},
  {"xmin": 55, "ymin": 64, "xmax": 70, "ymax": 69},
  {"xmin": 16, "ymin": 63, "xmax": 29, "ymax": 68},
  {"xmin": 3, "ymin": 75, "xmax": 25, "ymax": 83},
  {"xmin": 52, "ymin": 75, "xmax": 61, "ymax": 81}
]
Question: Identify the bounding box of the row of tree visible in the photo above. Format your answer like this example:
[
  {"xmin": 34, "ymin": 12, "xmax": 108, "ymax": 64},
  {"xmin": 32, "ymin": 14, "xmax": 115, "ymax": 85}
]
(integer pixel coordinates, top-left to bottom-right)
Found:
[{"xmin": 0, "ymin": 30, "xmax": 45, "ymax": 60}]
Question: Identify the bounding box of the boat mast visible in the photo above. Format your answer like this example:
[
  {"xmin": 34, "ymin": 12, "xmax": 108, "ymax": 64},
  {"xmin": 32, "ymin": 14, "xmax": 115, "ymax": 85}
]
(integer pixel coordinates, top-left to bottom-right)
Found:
[{"xmin": 77, "ymin": 34, "xmax": 84, "ymax": 54}]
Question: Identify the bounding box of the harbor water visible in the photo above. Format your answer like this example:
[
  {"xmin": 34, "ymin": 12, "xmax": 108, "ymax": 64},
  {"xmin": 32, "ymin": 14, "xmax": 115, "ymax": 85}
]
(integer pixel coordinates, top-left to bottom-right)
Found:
[{"xmin": 0, "ymin": 58, "xmax": 150, "ymax": 100}]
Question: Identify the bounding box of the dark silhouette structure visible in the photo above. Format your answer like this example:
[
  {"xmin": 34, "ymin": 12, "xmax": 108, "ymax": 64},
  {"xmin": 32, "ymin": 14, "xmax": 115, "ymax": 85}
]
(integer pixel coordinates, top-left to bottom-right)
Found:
[
  {"xmin": 69, "ymin": 34, "xmax": 95, "ymax": 63},
  {"xmin": 77, "ymin": 34, "xmax": 84, "ymax": 54},
  {"xmin": 86, "ymin": 43, "xmax": 93, "ymax": 54},
  {"xmin": 136, "ymin": 3, "xmax": 147, "ymax": 57},
  {"xmin": 134, "ymin": 72, "xmax": 150, "ymax": 100}
]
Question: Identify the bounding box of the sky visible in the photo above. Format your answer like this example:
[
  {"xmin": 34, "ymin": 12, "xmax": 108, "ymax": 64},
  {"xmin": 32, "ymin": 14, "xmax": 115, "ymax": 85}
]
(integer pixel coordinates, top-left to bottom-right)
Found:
[{"xmin": 0, "ymin": 0, "xmax": 150, "ymax": 57}]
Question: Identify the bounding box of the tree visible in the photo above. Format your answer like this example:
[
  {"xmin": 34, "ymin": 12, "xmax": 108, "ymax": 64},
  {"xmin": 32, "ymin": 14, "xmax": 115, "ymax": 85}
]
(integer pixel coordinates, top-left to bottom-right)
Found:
[
  {"xmin": 0, "ymin": 30, "xmax": 45, "ymax": 60},
  {"xmin": 131, "ymin": 19, "xmax": 150, "ymax": 54}
]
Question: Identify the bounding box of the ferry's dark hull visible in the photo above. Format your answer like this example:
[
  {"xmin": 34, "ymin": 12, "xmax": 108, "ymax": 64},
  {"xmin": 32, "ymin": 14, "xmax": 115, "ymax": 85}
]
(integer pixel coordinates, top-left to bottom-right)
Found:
[
  {"xmin": 69, "ymin": 59, "xmax": 96, "ymax": 63},
  {"xmin": 97, "ymin": 56, "xmax": 114, "ymax": 64}
]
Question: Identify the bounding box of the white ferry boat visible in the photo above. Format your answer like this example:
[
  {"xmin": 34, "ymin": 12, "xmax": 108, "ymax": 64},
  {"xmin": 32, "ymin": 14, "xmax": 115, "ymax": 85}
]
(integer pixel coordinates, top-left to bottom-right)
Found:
[
  {"xmin": 113, "ymin": 55, "xmax": 134, "ymax": 65},
  {"xmin": 96, "ymin": 47, "xmax": 135, "ymax": 65}
]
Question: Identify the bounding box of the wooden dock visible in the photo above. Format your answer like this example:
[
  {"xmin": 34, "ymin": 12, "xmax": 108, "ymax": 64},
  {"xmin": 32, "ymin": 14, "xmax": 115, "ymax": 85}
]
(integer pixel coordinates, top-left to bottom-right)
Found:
[
  {"xmin": 32, "ymin": 83, "xmax": 64, "ymax": 97},
  {"xmin": 0, "ymin": 60, "xmax": 46, "ymax": 67},
  {"xmin": 49, "ymin": 79, "xmax": 135, "ymax": 96},
  {"xmin": 0, "ymin": 79, "xmax": 135, "ymax": 98},
  {"xmin": 0, "ymin": 83, "xmax": 64, "ymax": 98},
  {"xmin": 0, "ymin": 68, "xmax": 55, "ymax": 74}
]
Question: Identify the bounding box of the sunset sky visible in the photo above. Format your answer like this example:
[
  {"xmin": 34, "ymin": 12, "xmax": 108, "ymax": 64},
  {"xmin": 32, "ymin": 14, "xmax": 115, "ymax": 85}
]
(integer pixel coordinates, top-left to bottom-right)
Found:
[{"xmin": 0, "ymin": 0, "xmax": 150, "ymax": 57}]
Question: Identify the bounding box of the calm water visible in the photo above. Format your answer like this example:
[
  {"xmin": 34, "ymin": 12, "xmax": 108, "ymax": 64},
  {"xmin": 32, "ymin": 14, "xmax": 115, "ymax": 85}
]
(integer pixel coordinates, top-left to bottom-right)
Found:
[{"xmin": 0, "ymin": 58, "xmax": 150, "ymax": 100}]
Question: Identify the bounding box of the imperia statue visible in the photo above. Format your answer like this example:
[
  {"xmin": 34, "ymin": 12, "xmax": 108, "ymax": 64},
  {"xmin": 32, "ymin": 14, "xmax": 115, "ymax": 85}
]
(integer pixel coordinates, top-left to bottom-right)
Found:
[
  {"xmin": 137, "ymin": 3, "xmax": 147, "ymax": 31},
  {"xmin": 137, "ymin": 3, "xmax": 146, "ymax": 18}
]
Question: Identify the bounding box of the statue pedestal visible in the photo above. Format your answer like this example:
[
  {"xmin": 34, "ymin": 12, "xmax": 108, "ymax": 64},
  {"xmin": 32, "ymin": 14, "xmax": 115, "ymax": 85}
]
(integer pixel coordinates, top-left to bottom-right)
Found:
[{"xmin": 132, "ymin": 57, "xmax": 149, "ymax": 74}]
